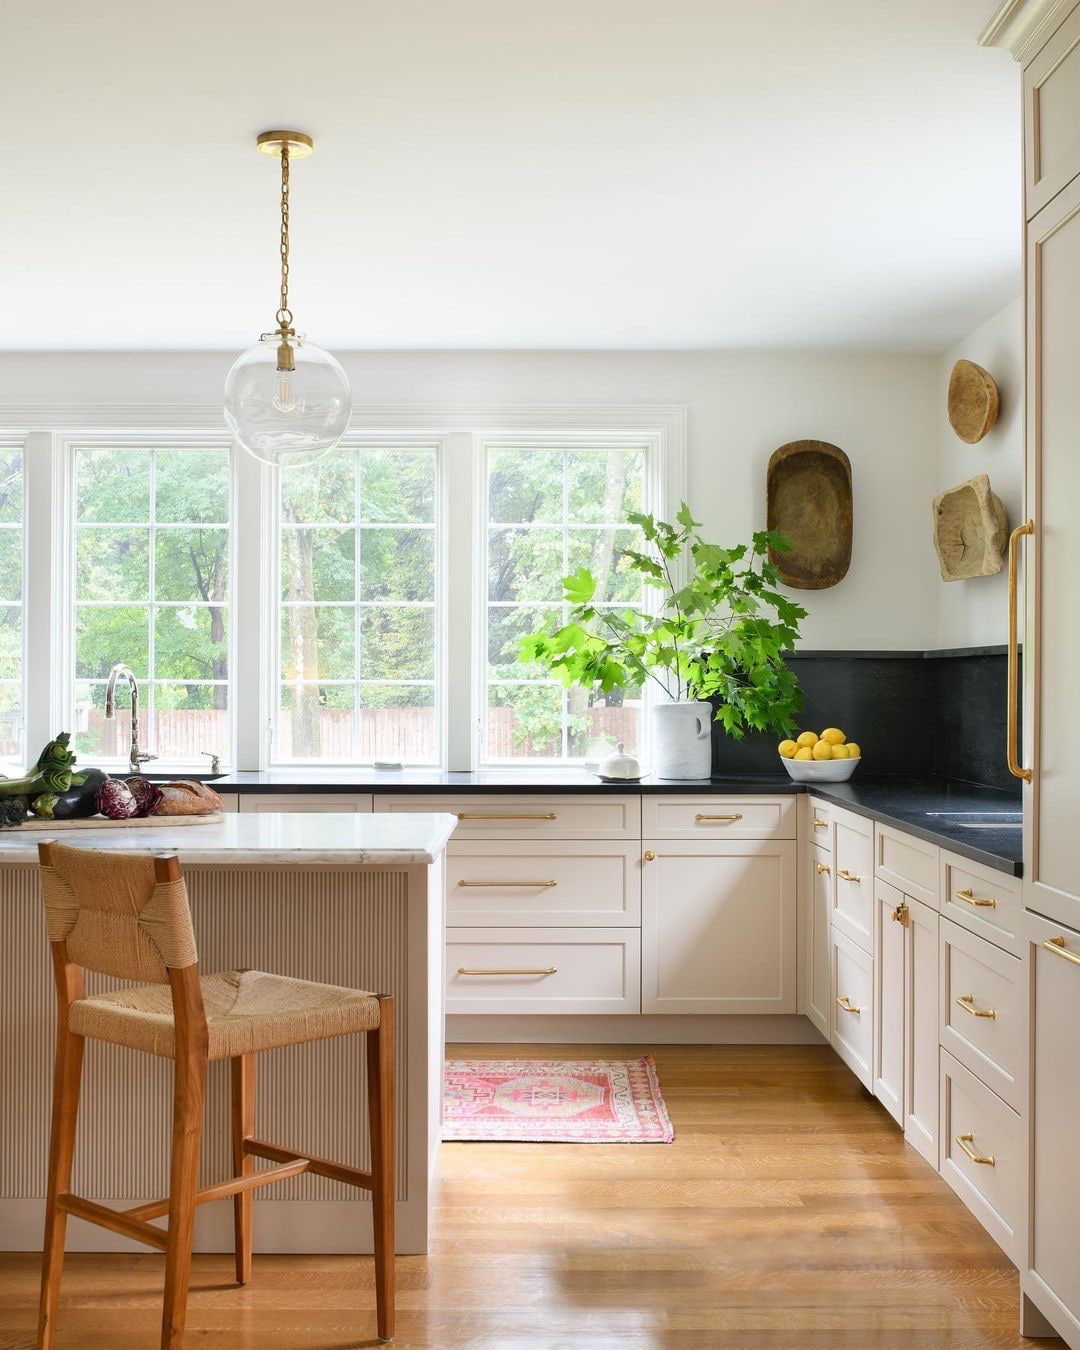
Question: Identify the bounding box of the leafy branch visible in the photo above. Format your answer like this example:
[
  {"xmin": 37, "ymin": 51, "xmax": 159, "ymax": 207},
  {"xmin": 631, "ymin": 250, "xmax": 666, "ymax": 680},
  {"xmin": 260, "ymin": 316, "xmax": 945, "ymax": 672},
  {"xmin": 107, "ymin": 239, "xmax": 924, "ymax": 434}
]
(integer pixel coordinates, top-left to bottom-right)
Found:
[{"xmin": 519, "ymin": 504, "xmax": 808, "ymax": 741}]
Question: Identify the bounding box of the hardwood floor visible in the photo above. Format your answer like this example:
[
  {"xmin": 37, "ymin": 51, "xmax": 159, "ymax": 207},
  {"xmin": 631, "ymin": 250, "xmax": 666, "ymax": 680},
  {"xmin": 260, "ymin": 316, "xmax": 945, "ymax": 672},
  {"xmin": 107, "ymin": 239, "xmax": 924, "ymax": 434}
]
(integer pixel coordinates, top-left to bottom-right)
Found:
[{"xmin": 0, "ymin": 1044, "xmax": 1029, "ymax": 1349}]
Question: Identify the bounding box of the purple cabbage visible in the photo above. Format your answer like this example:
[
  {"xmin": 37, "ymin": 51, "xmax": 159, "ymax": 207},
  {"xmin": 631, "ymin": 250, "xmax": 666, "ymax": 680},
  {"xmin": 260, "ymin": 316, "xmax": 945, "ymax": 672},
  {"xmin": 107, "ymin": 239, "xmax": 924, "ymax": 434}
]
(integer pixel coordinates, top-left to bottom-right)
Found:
[
  {"xmin": 125, "ymin": 776, "xmax": 164, "ymax": 818},
  {"xmin": 96, "ymin": 778, "xmax": 139, "ymax": 819}
]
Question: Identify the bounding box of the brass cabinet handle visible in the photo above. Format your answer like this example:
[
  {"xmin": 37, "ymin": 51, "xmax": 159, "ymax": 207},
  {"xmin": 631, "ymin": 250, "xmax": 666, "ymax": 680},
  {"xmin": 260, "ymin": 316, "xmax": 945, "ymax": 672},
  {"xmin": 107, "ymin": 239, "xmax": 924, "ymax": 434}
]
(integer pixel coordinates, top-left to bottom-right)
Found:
[
  {"xmin": 643, "ymin": 850, "xmax": 656, "ymax": 862},
  {"xmin": 816, "ymin": 862, "xmax": 831, "ymax": 875},
  {"xmin": 456, "ymin": 967, "xmax": 557, "ymax": 976},
  {"xmin": 955, "ymin": 993, "xmax": 996, "ymax": 1020},
  {"xmin": 835, "ymin": 995, "xmax": 861, "ymax": 1014},
  {"xmin": 457, "ymin": 812, "xmax": 557, "ymax": 821},
  {"xmin": 1043, "ymin": 936, "xmax": 1080, "ymax": 968},
  {"xmin": 891, "ymin": 902, "xmax": 910, "ymax": 926},
  {"xmin": 954, "ymin": 888, "xmax": 996, "ymax": 909},
  {"xmin": 1006, "ymin": 519, "xmax": 1033, "ymax": 783},
  {"xmin": 694, "ymin": 812, "xmax": 743, "ymax": 822},
  {"xmin": 956, "ymin": 1133, "xmax": 995, "ymax": 1166},
  {"xmin": 836, "ymin": 869, "xmax": 861, "ymax": 883},
  {"xmin": 812, "ymin": 817, "xmax": 828, "ymax": 828},
  {"xmin": 457, "ymin": 880, "xmax": 557, "ymax": 888}
]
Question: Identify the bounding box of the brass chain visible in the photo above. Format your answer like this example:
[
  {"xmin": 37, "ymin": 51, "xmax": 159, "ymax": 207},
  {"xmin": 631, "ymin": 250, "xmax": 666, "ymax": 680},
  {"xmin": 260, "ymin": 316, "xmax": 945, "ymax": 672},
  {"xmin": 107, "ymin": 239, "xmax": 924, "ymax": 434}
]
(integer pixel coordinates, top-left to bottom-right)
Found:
[{"xmin": 276, "ymin": 146, "xmax": 293, "ymax": 332}]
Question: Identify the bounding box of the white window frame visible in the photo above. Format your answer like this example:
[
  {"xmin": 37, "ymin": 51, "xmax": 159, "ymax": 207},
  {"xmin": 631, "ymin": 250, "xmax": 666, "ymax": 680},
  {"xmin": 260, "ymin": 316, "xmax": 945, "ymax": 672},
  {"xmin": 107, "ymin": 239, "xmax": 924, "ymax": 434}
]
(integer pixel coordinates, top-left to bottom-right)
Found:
[
  {"xmin": 52, "ymin": 431, "xmax": 238, "ymax": 773},
  {"xmin": 0, "ymin": 435, "xmax": 28, "ymax": 770},
  {"xmin": 2, "ymin": 400, "xmax": 683, "ymax": 773},
  {"xmin": 267, "ymin": 431, "xmax": 448, "ymax": 768}
]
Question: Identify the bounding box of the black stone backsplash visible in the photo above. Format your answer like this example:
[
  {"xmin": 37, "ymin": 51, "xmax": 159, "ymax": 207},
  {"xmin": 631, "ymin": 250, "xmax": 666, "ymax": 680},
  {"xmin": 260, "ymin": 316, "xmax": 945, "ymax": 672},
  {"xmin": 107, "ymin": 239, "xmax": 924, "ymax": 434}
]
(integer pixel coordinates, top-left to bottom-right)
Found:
[{"xmin": 709, "ymin": 647, "xmax": 1018, "ymax": 794}]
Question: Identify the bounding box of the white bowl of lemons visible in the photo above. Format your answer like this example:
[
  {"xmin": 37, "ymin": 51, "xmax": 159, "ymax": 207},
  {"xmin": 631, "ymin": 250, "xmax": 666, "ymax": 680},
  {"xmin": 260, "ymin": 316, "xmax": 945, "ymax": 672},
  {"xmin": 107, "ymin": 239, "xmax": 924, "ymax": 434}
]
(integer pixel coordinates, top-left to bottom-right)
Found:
[{"xmin": 778, "ymin": 728, "xmax": 861, "ymax": 782}]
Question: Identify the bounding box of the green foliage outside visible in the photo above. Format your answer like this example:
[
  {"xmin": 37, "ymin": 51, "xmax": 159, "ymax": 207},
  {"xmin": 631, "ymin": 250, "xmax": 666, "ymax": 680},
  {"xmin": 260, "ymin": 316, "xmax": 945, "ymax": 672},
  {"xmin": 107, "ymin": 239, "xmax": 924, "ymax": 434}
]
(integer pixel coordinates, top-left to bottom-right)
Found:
[{"xmin": 519, "ymin": 504, "xmax": 807, "ymax": 741}]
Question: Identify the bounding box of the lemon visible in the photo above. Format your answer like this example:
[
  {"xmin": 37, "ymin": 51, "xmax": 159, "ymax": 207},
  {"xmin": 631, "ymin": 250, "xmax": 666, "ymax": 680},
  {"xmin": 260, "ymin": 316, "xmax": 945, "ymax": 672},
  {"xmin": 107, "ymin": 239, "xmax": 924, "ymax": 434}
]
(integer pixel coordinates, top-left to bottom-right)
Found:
[
  {"xmin": 796, "ymin": 731, "xmax": 819, "ymax": 748},
  {"xmin": 778, "ymin": 739, "xmax": 798, "ymax": 759},
  {"xmin": 846, "ymin": 741, "xmax": 861, "ymax": 759},
  {"xmin": 794, "ymin": 746, "xmax": 814, "ymax": 761},
  {"xmin": 829, "ymin": 744, "xmax": 847, "ymax": 759},
  {"xmin": 821, "ymin": 727, "xmax": 846, "ymax": 746},
  {"xmin": 812, "ymin": 740, "xmax": 833, "ymax": 761}
]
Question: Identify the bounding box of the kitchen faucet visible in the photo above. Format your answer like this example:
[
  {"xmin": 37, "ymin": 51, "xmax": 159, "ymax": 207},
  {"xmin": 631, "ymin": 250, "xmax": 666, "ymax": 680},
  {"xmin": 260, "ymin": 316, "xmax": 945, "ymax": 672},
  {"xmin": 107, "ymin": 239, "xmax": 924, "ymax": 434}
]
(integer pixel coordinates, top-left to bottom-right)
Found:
[{"xmin": 104, "ymin": 663, "xmax": 158, "ymax": 775}]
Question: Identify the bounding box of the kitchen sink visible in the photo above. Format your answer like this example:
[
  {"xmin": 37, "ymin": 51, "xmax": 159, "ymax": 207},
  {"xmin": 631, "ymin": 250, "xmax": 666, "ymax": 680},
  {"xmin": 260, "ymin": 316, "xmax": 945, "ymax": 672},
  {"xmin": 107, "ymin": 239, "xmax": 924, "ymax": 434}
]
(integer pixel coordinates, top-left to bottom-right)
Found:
[
  {"xmin": 924, "ymin": 810, "xmax": 1022, "ymax": 830},
  {"xmin": 145, "ymin": 771, "xmax": 227, "ymax": 782}
]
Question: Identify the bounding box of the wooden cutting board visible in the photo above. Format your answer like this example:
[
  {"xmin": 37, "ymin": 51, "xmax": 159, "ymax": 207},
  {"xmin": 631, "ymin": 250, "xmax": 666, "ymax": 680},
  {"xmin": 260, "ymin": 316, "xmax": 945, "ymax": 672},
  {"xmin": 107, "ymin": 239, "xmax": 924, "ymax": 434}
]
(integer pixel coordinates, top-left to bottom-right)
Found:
[{"xmin": 9, "ymin": 813, "xmax": 224, "ymax": 831}]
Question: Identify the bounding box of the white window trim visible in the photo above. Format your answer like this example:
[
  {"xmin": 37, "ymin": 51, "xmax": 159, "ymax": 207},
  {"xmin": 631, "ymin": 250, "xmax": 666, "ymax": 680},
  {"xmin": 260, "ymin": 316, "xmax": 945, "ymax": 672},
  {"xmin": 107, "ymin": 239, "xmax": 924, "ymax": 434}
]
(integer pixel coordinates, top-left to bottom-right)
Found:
[
  {"xmin": 5, "ymin": 401, "xmax": 685, "ymax": 772},
  {"xmin": 0, "ymin": 434, "xmax": 29, "ymax": 770}
]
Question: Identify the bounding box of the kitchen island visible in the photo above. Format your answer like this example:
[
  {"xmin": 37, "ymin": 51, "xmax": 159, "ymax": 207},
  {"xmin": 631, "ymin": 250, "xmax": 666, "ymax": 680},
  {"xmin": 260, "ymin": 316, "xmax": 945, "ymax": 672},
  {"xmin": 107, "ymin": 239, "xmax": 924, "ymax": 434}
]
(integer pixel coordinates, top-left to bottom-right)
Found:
[{"xmin": 0, "ymin": 812, "xmax": 457, "ymax": 1255}]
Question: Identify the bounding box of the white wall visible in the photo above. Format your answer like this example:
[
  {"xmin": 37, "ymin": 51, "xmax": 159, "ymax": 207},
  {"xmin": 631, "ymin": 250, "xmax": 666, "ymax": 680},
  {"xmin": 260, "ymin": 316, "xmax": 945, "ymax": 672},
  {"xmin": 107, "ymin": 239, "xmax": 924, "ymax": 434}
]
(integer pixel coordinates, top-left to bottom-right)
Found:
[
  {"xmin": 1, "ymin": 347, "xmax": 943, "ymax": 649},
  {"xmin": 934, "ymin": 298, "xmax": 1023, "ymax": 648}
]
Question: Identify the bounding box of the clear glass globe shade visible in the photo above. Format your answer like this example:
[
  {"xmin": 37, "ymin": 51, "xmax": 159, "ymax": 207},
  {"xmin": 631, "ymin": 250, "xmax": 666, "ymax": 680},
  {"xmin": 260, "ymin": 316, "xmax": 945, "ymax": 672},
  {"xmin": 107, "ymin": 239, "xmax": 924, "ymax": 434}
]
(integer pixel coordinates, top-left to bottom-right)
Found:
[{"xmin": 224, "ymin": 334, "xmax": 351, "ymax": 469}]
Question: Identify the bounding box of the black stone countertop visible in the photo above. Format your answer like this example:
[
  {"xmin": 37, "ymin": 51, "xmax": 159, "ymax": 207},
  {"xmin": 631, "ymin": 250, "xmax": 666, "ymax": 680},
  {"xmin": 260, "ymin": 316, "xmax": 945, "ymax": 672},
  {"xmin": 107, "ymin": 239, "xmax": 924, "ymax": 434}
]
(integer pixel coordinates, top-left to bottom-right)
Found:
[{"xmin": 210, "ymin": 769, "xmax": 1023, "ymax": 877}]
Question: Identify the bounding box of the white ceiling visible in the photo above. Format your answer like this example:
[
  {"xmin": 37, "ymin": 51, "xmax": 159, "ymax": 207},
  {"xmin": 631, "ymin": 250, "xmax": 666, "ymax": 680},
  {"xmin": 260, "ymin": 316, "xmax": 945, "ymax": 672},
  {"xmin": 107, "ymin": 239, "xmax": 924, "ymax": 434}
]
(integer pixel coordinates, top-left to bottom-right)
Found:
[{"xmin": 6, "ymin": 0, "xmax": 1019, "ymax": 353}]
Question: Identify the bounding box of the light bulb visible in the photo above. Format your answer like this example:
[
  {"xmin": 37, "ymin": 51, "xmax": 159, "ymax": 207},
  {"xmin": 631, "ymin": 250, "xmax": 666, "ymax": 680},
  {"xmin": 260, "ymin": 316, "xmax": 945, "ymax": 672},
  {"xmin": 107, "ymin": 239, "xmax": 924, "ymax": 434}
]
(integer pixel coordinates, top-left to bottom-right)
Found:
[{"xmin": 224, "ymin": 333, "xmax": 351, "ymax": 469}]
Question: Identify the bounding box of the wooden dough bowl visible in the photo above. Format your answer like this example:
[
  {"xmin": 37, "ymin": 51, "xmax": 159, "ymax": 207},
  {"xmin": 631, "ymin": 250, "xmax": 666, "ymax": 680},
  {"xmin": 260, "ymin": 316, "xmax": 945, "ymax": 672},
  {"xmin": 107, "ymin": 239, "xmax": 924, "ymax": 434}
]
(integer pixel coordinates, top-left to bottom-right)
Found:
[
  {"xmin": 947, "ymin": 360, "xmax": 1000, "ymax": 444},
  {"xmin": 766, "ymin": 441, "xmax": 853, "ymax": 589},
  {"xmin": 932, "ymin": 474, "xmax": 1008, "ymax": 581}
]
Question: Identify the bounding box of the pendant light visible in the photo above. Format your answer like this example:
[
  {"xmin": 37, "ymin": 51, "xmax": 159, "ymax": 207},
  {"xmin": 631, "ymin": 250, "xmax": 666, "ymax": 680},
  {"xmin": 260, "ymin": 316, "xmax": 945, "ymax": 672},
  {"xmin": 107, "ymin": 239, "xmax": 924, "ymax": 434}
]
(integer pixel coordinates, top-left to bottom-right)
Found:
[{"xmin": 224, "ymin": 130, "xmax": 351, "ymax": 469}]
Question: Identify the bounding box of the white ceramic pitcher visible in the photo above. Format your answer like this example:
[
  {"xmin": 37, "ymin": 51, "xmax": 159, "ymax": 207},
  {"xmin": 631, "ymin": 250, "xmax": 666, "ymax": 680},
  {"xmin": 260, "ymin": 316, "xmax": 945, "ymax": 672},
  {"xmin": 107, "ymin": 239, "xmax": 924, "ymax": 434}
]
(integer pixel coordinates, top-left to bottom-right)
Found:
[{"xmin": 652, "ymin": 701, "xmax": 712, "ymax": 779}]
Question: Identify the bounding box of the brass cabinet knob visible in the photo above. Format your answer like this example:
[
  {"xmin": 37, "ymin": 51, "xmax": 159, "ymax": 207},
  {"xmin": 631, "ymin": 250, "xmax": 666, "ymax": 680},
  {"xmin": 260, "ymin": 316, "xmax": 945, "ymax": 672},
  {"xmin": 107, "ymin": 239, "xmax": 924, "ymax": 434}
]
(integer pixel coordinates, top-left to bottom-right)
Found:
[{"xmin": 643, "ymin": 850, "xmax": 656, "ymax": 862}]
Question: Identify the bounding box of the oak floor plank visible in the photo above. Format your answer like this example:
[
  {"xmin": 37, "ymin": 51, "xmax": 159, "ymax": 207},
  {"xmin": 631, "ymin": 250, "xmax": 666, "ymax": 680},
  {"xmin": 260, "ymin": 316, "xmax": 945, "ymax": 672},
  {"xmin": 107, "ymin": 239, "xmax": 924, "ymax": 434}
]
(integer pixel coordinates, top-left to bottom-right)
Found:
[{"xmin": 0, "ymin": 1045, "xmax": 1027, "ymax": 1348}]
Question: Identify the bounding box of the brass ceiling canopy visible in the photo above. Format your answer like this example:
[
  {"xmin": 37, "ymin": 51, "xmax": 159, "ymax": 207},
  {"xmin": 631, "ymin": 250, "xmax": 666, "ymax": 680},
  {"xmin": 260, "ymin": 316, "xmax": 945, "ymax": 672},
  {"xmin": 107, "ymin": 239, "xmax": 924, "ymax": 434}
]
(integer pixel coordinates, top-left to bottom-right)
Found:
[{"xmin": 255, "ymin": 130, "xmax": 314, "ymax": 160}]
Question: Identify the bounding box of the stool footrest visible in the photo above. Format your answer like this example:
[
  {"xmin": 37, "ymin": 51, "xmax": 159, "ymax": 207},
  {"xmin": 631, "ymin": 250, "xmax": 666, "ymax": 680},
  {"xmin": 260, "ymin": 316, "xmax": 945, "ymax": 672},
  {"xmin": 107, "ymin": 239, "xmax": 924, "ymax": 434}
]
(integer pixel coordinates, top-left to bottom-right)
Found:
[
  {"xmin": 58, "ymin": 1194, "xmax": 169, "ymax": 1251},
  {"xmin": 124, "ymin": 1158, "xmax": 312, "ymax": 1223},
  {"xmin": 245, "ymin": 1136, "xmax": 374, "ymax": 1191}
]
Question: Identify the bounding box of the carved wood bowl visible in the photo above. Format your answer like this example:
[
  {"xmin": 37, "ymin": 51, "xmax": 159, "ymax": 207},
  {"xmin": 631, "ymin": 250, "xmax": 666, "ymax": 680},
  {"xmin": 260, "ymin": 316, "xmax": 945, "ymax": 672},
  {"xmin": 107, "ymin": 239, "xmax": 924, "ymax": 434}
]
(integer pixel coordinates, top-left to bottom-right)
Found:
[
  {"xmin": 947, "ymin": 360, "xmax": 1000, "ymax": 444},
  {"xmin": 766, "ymin": 441, "xmax": 853, "ymax": 589},
  {"xmin": 932, "ymin": 474, "xmax": 1008, "ymax": 582}
]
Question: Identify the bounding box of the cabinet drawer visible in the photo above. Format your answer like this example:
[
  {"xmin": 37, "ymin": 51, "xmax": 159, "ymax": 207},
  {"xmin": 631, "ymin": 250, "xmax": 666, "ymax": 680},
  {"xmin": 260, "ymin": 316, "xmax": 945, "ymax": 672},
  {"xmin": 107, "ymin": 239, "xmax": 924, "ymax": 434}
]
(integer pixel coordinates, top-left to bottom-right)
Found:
[
  {"xmin": 239, "ymin": 793, "xmax": 373, "ymax": 813},
  {"xmin": 374, "ymin": 794, "xmax": 639, "ymax": 839},
  {"xmin": 940, "ymin": 920, "xmax": 1024, "ymax": 1112},
  {"xmin": 446, "ymin": 841, "xmax": 640, "ymax": 926},
  {"xmin": 832, "ymin": 808, "xmax": 875, "ymax": 954},
  {"xmin": 875, "ymin": 823, "xmax": 938, "ymax": 908},
  {"xmin": 831, "ymin": 929, "xmax": 874, "ymax": 1089},
  {"xmin": 1025, "ymin": 4, "xmax": 1080, "ymax": 218},
  {"xmin": 941, "ymin": 852, "xmax": 1023, "ymax": 957},
  {"xmin": 641, "ymin": 795, "xmax": 794, "ymax": 840},
  {"xmin": 445, "ymin": 927, "xmax": 640, "ymax": 1014},
  {"xmin": 807, "ymin": 798, "xmax": 834, "ymax": 846},
  {"xmin": 940, "ymin": 1049, "xmax": 1022, "ymax": 1262}
]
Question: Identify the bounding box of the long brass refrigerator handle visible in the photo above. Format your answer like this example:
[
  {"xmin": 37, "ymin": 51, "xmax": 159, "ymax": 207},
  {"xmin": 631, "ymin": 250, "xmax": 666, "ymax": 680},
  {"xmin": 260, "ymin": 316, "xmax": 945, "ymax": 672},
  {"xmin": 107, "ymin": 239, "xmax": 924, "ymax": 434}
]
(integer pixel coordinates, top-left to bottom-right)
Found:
[{"xmin": 1007, "ymin": 519, "xmax": 1033, "ymax": 783}]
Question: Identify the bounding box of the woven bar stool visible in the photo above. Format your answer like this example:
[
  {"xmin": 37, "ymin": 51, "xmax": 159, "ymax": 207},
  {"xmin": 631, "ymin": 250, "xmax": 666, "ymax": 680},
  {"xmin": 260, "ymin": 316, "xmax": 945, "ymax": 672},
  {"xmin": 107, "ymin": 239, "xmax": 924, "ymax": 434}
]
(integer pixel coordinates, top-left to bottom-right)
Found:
[{"xmin": 36, "ymin": 840, "xmax": 396, "ymax": 1349}]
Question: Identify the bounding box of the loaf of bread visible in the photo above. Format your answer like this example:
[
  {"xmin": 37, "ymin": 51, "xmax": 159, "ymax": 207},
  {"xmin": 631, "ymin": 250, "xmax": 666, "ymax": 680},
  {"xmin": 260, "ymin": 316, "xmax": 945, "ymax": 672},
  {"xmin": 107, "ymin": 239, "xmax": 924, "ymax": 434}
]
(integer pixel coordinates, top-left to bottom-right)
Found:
[{"xmin": 151, "ymin": 780, "xmax": 224, "ymax": 816}]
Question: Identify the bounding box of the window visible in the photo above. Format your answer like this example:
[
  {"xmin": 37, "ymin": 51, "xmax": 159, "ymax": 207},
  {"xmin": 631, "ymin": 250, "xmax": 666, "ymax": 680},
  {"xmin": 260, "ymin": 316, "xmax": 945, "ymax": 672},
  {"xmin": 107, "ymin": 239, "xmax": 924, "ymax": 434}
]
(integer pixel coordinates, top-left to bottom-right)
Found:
[
  {"xmin": 70, "ymin": 445, "xmax": 232, "ymax": 765},
  {"xmin": 483, "ymin": 444, "xmax": 647, "ymax": 762},
  {"xmin": 0, "ymin": 441, "xmax": 25, "ymax": 768},
  {"xmin": 275, "ymin": 443, "xmax": 439, "ymax": 764}
]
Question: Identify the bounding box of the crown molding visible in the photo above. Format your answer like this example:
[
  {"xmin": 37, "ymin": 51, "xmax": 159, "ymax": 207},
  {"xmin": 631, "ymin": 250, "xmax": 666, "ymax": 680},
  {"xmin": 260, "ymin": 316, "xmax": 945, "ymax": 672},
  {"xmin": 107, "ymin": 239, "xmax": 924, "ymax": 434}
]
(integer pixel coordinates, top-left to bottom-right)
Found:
[{"xmin": 978, "ymin": 0, "xmax": 1078, "ymax": 61}]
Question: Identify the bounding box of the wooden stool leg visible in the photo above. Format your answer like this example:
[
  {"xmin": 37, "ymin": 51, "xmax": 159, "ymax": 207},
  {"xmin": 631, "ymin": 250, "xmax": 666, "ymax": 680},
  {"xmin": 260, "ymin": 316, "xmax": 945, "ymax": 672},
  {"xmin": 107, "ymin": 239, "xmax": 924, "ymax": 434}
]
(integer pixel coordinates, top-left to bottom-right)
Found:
[
  {"xmin": 230, "ymin": 1054, "xmax": 256, "ymax": 1285},
  {"xmin": 367, "ymin": 996, "xmax": 395, "ymax": 1343},
  {"xmin": 161, "ymin": 1041, "xmax": 207, "ymax": 1348},
  {"xmin": 38, "ymin": 1026, "xmax": 85, "ymax": 1349}
]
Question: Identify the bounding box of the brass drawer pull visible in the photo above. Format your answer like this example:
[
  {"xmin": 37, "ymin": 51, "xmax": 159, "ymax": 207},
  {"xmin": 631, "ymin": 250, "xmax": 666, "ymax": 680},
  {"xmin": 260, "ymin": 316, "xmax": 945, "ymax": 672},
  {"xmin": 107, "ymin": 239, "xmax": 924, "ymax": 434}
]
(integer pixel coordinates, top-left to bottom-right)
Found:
[
  {"xmin": 457, "ymin": 812, "xmax": 557, "ymax": 821},
  {"xmin": 694, "ymin": 812, "xmax": 743, "ymax": 822},
  {"xmin": 835, "ymin": 995, "xmax": 861, "ymax": 1014},
  {"xmin": 955, "ymin": 993, "xmax": 996, "ymax": 1020},
  {"xmin": 1043, "ymin": 936, "xmax": 1080, "ymax": 968},
  {"xmin": 816, "ymin": 862, "xmax": 831, "ymax": 875},
  {"xmin": 456, "ymin": 966, "xmax": 557, "ymax": 976},
  {"xmin": 956, "ymin": 1133, "xmax": 995, "ymax": 1166},
  {"xmin": 812, "ymin": 817, "xmax": 828, "ymax": 828},
  {"xmin": 955, "ymin": 888, "xmax": 996, "ymax": 909},
  {"xmin": 836, "ymin": 869, "xmax": 861, "ymax": 883},
  {"xmin": 457, "ymin": 880, "xmax": 557, "ymax": 888}
]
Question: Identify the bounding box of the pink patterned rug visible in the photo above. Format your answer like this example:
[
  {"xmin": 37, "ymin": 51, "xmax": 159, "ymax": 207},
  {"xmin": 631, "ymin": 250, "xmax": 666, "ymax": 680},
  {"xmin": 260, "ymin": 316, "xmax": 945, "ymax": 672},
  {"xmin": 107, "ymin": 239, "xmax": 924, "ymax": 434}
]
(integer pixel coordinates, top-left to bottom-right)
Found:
[{"xmin": 442, "ymin": 1055, "xmax": 674, "ymax": 1143}]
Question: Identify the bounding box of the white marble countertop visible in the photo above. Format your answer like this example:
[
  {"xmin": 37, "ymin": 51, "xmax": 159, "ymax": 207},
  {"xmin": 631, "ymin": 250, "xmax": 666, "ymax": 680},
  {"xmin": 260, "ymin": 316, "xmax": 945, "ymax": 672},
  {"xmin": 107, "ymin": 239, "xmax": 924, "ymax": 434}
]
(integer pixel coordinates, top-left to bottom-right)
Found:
[{"xmin": 0, "ymin": 812, "xmax": 459, "ymax": 866}]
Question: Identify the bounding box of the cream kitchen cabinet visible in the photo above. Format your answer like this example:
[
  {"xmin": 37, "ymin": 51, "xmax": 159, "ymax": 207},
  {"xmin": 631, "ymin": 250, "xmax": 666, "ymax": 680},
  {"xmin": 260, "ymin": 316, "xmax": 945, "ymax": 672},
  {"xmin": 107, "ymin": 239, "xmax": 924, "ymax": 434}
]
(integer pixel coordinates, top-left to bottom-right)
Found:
[
  {"xmin": 238, "ymin": 792, "xmax": 374, "ymax": 813},
  {"xmin": 873, "ymin": 879, "xmax": 940, "ymax": 1165},
  {"xmin": 831, "ymin": 805, "xmax": 875, "ymax": 953},
  {"xmin": 830, "ymin": 928, "xmax": 874, "ymax": 1089},
  {"xmin": 373, "ymin": 793, "xmax": 640, "ymax": 839},
  {"xmin": 806, "ymin": 842, "xmax": 833, "ymax": 1038},
  {"xmin": 641, "ymin": 838, "xmax": 796, "ymax": 1014}
]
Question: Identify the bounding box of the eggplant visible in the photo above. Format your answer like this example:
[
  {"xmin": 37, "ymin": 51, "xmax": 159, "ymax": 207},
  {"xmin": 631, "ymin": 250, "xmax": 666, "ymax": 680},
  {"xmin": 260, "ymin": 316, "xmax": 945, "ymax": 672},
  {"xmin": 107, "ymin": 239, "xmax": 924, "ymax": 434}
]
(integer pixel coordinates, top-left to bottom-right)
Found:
[{"xmin": 31, "ymin": 767, "xmax": 110, "ymax": 820}]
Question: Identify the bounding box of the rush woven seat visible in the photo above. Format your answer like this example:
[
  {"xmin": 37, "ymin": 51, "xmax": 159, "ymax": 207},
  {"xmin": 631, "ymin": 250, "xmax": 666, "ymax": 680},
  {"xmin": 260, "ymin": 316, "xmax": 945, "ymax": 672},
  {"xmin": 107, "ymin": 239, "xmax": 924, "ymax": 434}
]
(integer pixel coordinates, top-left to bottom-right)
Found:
[
  {"xmin": 34, "ymin": 840, "xmax": 396, "ymax": 1349},
  {"xmin": 70, "ymin": 969, "xmax": 383, "ymax": 1060}
]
